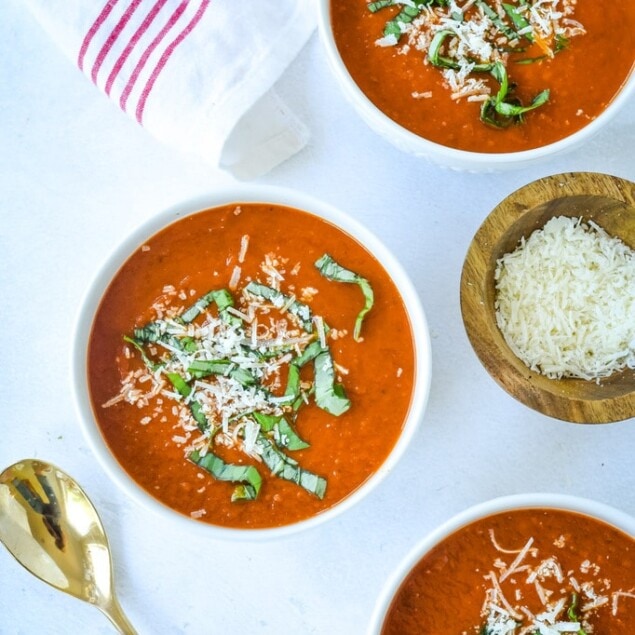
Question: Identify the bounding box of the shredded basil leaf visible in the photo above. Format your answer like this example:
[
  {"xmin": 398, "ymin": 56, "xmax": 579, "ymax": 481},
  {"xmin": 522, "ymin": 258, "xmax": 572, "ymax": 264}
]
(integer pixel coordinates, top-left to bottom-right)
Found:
[
  {"xmin": 252, "ymin": 412, "xmax": 310, "ymax": 451},
  {"xmin": 295, "ymin": 340, "xmax": 326, "ymax": 367},
  {"xmin": 189, "ymin": 401, "xmax": 210, "ymax": 432},
  {"xmin": 181, "ymin": 289, "xmax": 229, "ymax": 323},
  {"xmin": 495, "ymin": 88, "xmax": 549, "ymax": 117},
  {"xmin": 187, "ymin": 359, "xmax": 257, "ymax": 387},
  {"xmin": 514, "ymin": 55, "xmax": 548, "ymax": 65},
  {"xmin": 186, "ymin": 288, "xmax": 243, "ymax": 328},
  {"xmin": 480, "ymin": 98, "xmax": 514, "ymax": 128},
  {"xmin": 244, "ymin": 281, "xmax": 313, "ymax": 332},
  {"xmin": 165, "ymin": 372, "xmax": 213, "ymax": 432},
  {"xmin": 315, "ymin": 253, "xmax": 375, "ymax": 341},
  {"xmin": 275, "ymin": 419, "xmax": 310, "ymax": 451},
  {"xmin": 166, "ymin": 371, "xmax": 191, "ymax": 397},
  {"xmin": 190, "ymin": 449, "xmax": 262, "ymax": 502},
  {"xmin": 257, "ymin": 435, "xmax": 326, "ymax": 499},
  {"xmin": 567, "ymin": 593, "xmax": 588, "ymax": 635},
  {"xmin": 123, "ymin": 335, "xmax": 161, "ymax": 372},
  {"xmin": 517, "ymin": 32, "xmax": 568, "ymax": 64},
  {"xmin": 490, "ymin": 60, "xmax": 508, "ymax": 93},
  {"xmin": 428, "ymin": 29, "xmax": 494, "ymax": 72},
  {"xmin": 132, "ymin": 323, "xmax": 186, "ymax": 352},
  {"xmin": 284, "ymin": 363, "xmax": 301, "ymax": 400},
  {"xmin": 555, "ymin": 34, "xmax": 569, "ymax": 52},
  {"xmin": 502, "ymin": 3, "xmax": 533, "ymax": 41},
  {"xmin": 382, "ymin": 3, "xmax": 425, "ymax": 40},
  {"xmin": 314, "ymin": 350, "xmax": 351, "ymax": 416},
  {"xmin": 284, "ymin": 363, "xmax": 315, "ymax": 414},
  {"xmin": 475, "ymin": 0, "xmax": 519, "ymax": 41},
  {"xmin": 480, "ymin": 61, "xmax": 549, "ymax": 127},
  {"xmin": 427, "ymin": 29, "xmax": 460, "ymax": 69},
  {"xmin": 123, "ymin": 337, "xmax": 211, "ymax": 433},
  {"xmin": 284, "ymin": 340, "xmax": 325, "ymax": 412},
  {"xmin": 567, "ymin": 592, "xmax": 580, "ymax": 621},
  {"xmin": 367, "ymin": 0, "xmax": 395, "ymax": 11},
  {"xmin": 135, "ymin": 289, "xmax": 241, "ymax": 346},
  {"xmin": 187, "ymin": 358, "xmax": 233, "ymax": 377},
  {"xmin": 368, "ymin": 0, "xmax": 449, "ymax": 43}
]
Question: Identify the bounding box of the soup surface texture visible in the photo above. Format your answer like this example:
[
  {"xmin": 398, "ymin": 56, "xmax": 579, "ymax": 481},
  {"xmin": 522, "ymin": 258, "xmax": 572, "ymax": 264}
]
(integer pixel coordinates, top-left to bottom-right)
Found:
[
  {"xmin": 382, "ymin": 508, "xmax": 635, "ymax": 634},
  {"xmin": 88, "ymin": 203, "xmax": 415, "ymax": 529},
  {"xmin": 331, "ymin": 0, "xmax": 635, "ymax": 153}
]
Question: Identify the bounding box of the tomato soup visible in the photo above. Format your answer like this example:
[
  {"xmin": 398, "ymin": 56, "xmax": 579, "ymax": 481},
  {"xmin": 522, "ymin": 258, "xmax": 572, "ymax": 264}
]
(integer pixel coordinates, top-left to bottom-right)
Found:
[
  {"xmin": 87, "ymin": 203, "xmax": 415, "ymax": 529},
  {"xmin": 331, "ymin": 0, "xmax": 635, "ymax": 153},
  {"xmin": 382, "ymin": 508, "xmax": 635, "ymax": 634}
]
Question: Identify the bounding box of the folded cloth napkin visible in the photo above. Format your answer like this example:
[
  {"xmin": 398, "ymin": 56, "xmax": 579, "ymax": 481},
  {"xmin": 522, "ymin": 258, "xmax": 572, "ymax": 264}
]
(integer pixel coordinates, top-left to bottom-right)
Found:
[{"xmin": 24, "ymin": 0, "xmax": 316, "ymax": 179}]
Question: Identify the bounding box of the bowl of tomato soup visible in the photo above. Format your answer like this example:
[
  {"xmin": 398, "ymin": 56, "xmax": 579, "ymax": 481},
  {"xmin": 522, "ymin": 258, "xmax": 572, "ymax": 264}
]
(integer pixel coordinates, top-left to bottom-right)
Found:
[
  {"xmin": 73, "ymin": 186, "xmax": 431, "ymax": 539},
  {"xmin": 318, "ymin": 1, "xmax": 635, "ymax": 171},
  {"xmin": 370, "ymin": 493, "xmax": 635, "ymax": 634}
]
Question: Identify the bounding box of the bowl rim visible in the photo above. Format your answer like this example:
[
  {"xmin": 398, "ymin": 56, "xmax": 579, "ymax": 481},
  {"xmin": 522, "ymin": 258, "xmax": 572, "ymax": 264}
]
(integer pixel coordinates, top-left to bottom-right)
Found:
[
  {"xmin": 72, "ymin": 184, "xmax": 432, "ymax": 541},
  {"xmin": 460, "ymin": 171, "xmax": 635, "ymax": 424},
  {"xmin": 367, "ymin": 492, "xmax": 635, "ymax": 634},
  {"xmin": 316, "ymin": 0, "xmax": 635, "ymax": 168}
]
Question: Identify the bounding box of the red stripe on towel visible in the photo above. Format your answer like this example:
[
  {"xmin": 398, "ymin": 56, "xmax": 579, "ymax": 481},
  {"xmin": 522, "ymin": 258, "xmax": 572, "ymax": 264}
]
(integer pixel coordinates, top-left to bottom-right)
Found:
[
  {"xmin": 105, "ymin": 0, "xmax": 169, "ymax": 96},
  {"xmin": 91, "ymin": 0, "xmax": 144, "ymax": 85},
  {"xmin": 77, "ymin": 0, "xmax": 119, "ymax": 71},
  {"xmin": 119, "ymin": 0, "xmax": 189, "ymax": 112},
  {"xmin": 135, "ymin": 0, "xmax": 210, "ymax": 123}
]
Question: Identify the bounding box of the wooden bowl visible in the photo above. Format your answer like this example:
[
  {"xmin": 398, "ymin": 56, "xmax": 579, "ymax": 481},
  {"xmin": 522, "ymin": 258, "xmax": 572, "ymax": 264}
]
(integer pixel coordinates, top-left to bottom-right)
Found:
[{"xmin": 460, "ymin": 172, "xmax": 635, "ymax": 424}]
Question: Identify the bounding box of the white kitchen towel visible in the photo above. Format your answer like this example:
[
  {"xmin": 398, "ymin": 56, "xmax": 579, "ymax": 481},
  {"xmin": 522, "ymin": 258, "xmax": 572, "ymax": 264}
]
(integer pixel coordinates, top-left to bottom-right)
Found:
[{"xmin": 24, "ymin": 0, "xmax": 316, "ymax": 179}]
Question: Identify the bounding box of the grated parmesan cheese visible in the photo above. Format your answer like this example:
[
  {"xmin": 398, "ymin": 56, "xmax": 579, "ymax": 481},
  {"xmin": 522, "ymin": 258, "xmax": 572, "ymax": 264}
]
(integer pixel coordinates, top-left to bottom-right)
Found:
[
  {"xmin": 495, "ymin": 216, "xmax": 635, "ymax": 381},
  {"xmin": 376, "ymin": 0, "xmax": 585, "ymax": 103},
  {"xmin": 481, "ymin": 528, "xmax": 618, "ymax": 634},
  {"xmin": 102, "ymin": 244, "xmax": 362, "ymax": 493}
]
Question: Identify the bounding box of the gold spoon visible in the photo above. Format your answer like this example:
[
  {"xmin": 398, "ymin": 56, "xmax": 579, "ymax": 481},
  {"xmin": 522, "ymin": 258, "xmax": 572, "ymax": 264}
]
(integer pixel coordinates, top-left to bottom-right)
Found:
[{"xmin": 0, "ymin": 459, "xmax": 136, "ymax": 634}]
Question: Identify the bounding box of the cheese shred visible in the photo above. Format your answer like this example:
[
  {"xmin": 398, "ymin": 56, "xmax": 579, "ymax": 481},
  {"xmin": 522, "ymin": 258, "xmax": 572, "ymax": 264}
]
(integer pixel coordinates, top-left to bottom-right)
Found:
[{"xmin": 495, "ymin": 216, "xmax": 635, "ymax": 381}]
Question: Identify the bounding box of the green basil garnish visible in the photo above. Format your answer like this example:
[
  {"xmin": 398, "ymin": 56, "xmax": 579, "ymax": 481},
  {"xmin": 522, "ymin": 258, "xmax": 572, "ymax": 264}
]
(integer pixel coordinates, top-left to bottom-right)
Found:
[
  {"xmin": 244, "ymin": 281, "xmax": 313, "ymax": 332},
  {"xmin": 502, "ymin": 2, "xmax": 533, "ymax": 41},
  {"xmin": 187, "ymin": 359, "xmax": 257, "ymax": 387},
  {"xmin": 256, "ymin": 434, "xmax": 326, "ymax": 499},
  {"xmin": 120, "ymin": 261, "xmax": 367, "ymax": 506},
  {"xmin": 315, "ymin": 253, "xmax": 375, "ymax": 341},
  {"xmin": 190, "ymin": 450, "xmax": 262, "ymax": 502},
  {"xmin": 252, "ymin": 412, "xmax": 309, "ymax": 451},
  {"xmin": 314, "ymin": 350, "xmax": 351, "ymax": 416},
  {"xmin": 480, "ymin": 61, "xmax": 549, "ymax": 127}
]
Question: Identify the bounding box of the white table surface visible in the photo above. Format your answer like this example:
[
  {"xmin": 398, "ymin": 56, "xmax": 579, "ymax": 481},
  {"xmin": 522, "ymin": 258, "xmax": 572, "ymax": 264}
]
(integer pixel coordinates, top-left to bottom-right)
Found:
[{"xmin": 2, "ymin": 3, "xmax": 634, "ymax": 634}]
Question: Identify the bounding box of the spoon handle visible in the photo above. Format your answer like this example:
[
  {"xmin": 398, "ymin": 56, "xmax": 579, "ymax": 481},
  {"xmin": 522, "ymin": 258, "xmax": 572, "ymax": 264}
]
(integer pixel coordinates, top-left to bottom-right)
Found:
[{"xmin": 100, "ymin": 597, "xmax": 138, "ymax": 635}]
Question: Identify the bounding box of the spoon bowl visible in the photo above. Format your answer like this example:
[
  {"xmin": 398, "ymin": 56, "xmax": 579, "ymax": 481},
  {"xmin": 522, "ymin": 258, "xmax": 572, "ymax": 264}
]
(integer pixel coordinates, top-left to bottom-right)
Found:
[{"xmin": 0, "ymin": 459, "xmax": 136, "ymax": 634}]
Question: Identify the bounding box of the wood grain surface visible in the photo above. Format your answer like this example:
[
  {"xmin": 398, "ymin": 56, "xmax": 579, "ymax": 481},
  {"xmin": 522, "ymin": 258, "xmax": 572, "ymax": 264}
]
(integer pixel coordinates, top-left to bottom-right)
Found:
[{"xmin": 460, "ymin": 172, "xmax": 635, "ymax": 423}]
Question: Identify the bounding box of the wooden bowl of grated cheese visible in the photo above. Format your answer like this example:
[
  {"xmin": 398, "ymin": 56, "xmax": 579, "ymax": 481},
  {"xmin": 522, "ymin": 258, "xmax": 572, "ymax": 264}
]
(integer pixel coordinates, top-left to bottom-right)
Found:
[{"xmin": 461, "ymin": 172, "xmax": 635, "ymax": 423}]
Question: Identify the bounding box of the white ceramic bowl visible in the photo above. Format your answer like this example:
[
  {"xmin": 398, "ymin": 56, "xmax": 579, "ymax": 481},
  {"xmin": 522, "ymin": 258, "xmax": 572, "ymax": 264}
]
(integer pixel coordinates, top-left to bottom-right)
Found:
[
  {"xmin": 73, "ymin": 185, "xmax": 432, "ymax": 540},
  {"xmin": 317, "ymin": 1, "xmax": 635, "ymax": 172},
  {"xmin": 368, "ymin": 492, "xmax": 635, "ymax": 633}
]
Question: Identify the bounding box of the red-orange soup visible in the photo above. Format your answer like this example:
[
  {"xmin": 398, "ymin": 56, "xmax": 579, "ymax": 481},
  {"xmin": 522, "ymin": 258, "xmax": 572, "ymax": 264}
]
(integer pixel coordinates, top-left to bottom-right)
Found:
[
  {"xmin": 382, "ymin": 508, "xmax": 635, "ymax": 634},
  {"xmin": 87, "ymin": 203, "xmax": 415, "ymax": 529},
  {"xmin": 331, "ymin": 1, "xmax": 635, "ymax": 153}
]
